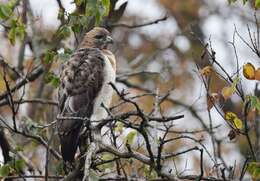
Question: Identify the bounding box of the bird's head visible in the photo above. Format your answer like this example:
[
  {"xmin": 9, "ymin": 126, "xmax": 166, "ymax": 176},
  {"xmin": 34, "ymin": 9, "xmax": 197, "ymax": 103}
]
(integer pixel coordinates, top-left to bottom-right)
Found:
[{"xmin": 80, "ymin": 27, "xmax": 113, "ymax": 49}]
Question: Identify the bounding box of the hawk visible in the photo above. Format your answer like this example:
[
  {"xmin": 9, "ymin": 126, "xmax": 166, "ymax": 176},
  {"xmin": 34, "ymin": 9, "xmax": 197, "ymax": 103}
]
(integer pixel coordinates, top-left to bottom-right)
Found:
[{"xmin": 57, "ymin": 27, "xmax": 116, "ymax": 162}]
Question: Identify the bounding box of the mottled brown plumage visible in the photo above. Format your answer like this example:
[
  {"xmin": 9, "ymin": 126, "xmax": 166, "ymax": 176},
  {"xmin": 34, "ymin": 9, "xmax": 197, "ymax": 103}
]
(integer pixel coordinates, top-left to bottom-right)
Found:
[{"xmin": 57, "ymin": 27, "xmax": 115, "ymax": 162}]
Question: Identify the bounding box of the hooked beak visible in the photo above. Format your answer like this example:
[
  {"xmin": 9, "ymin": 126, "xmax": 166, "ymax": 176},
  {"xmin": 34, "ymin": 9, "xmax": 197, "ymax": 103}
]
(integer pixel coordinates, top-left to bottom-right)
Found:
[{"xmin": 106, "ymin": 36, "xmax": 114, "ymax": 44}]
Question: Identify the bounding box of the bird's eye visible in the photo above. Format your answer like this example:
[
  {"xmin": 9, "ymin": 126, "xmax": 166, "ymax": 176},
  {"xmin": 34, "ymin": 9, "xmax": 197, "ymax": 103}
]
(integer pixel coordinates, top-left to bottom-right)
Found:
[{"xmin": 94, "ymin": 35, "xmax": 104, "ymax": 39}]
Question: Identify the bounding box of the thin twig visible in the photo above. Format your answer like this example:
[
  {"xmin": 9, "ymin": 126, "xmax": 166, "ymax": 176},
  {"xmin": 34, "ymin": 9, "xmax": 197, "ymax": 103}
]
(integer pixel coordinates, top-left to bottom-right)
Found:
[{"xmin": 110, "ymin": 15, "xmax": 168, "ymax": 29}]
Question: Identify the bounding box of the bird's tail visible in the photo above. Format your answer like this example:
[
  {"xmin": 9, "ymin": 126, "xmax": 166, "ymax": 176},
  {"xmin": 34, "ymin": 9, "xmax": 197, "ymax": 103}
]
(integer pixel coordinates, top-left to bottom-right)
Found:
[{"xmin": 59, "ymin": 122, "xmax": 82, "ymax": 163}]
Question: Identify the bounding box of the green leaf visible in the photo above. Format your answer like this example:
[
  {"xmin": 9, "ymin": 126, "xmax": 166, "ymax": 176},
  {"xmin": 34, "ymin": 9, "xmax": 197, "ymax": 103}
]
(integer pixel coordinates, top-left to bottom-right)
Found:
[
  {"xmin": 71, "ymin": 24, "xmax": 81, "ymax": 33},
  {"xmin": 89, "ymin": 170, "xmax": 99, "ymax": 181},
  {"xmin": 0, "ymin": 4, "xmax": 12, "ymax": 19},
  {"xmin": 68, "ymin": 13, "xmax": 89, "ymax": 32},
  {"xmin": 98, "ymin": 153, "xmax": 114, "ymax": 170},
  {"xmin": 16, "ymin": 22, "xmax": 26, "ymax": 40},
  {"xmin": 14, "ymin": 145, "xmax": 23, "ymax": 152},
  {"xmin": 58, "ymin": 25, "xmax": 71, "ymax": 38},
  {"xmin": 228, "ymin": 0, "xmax": 237, "ymax": 4},
  {"xmin": 79, "ymin": 15, "xmax": 89, "ymax": 26},
  {"xmin": 43, "ymin": 50, "xmax": 57, "ymax": 64},
  {"xmin": 95, "ymin": 8, "xmax": 102, "ymax": 25},
  {"xmin": 8, "ymin": 27, "xmax": 16, "ymax": 45},
  {"xmin": 7, "ymin": 20, "xmax": 26, "ymax": 45},
  {"xmin": 0, "ymin": 0, "xmax": 17, "ymax": 20},
  {"xmin": 7, "ymin": 0, "xmax": 18, "ymax": 9},
  {"xmin": 58, "ymin": 49, "xmax": 72, "ymax": 61},
  {"xmin": 125, "ymin": 130, "xmax": 137, "ymax": 145},
  {"xmin": 231, "ymin": 76, "xmax": 240, "ymax": 90},
  {"xmin": 50, "ymin": 77, "xmax": 60, "ymax": 88},
  {"xmin": 248, "ymin": 95, "xmax": 260, "ymax": 113},
  {"xmin": 84, "ymin": 0, "xmax": 110, "ymax": 25},
  {"xmin": 102, "ymin": 0, "xmax": 110, "ymax": 16},
  {"xmin": 256, "ymin": 0, "xmax": 260, "ymax": 8},
  {"xmin": 13, "ymin": 159, "xmax": 25, "ymax": 172},
  {"xmin": 85, "ymin": 0, "xmax": 96, "ymax": 18},
  {"xmin": 68, "ymin": 13, "xmax": 78, "ymax": 25},
  {"xmin": 75, "ymin": 0, "xmax": 85, "ymax": 6},
  {"xmin": 248, "ymin": 162, "xmax": 260, "ymax": 179},
  {"xmin": 0, "ymin": 165, "xmax": 10, "ymax": 177},
  {"xmin": 45, "ymin": 72, "xmax": 60, "ymax": 88},
  {"xmin": 55, "ymin": 161, "xmax": 65, "ymax": 175}
]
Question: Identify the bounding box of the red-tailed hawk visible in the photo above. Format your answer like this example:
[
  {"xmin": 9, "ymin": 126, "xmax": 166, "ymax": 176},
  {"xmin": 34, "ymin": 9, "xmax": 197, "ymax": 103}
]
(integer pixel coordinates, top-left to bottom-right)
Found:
[{"xmin": 57, "ymin": 27, "xmax": 116, "ymax": 162}]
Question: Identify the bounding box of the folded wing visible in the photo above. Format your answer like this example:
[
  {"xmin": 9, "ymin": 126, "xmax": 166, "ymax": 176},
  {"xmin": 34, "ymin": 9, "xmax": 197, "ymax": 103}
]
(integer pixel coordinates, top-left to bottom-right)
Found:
[{"xmin": 57, "ymin": 48, "xmax": 105, "ymax": 162}]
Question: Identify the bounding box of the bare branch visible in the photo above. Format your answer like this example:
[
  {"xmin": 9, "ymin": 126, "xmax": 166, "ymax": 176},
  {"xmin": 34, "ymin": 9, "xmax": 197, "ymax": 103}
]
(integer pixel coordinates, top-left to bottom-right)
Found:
[{"xmin": 110, "ymin": 15, "xmax": 168, "ymax": 29}]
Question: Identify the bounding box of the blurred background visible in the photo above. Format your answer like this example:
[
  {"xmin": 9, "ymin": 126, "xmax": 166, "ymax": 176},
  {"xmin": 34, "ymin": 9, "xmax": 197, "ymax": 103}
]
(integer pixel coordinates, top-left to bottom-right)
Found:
[{"xmin": 0, "ymin": 0, "xmax": 259, "ymax": 179}]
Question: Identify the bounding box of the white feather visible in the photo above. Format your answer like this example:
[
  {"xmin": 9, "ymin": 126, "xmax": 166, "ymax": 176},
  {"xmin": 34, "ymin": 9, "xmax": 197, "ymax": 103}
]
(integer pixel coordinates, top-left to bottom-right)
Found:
[{"xmin": 90, "ymin": 55, "xmax": 115, "ymax": 123}]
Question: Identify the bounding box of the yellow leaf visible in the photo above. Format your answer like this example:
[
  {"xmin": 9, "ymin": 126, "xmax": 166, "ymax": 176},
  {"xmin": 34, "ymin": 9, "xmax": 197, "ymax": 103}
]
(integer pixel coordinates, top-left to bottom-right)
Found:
[
  {"xmin": 233, "ymin": 117, "xmax": 243, "ymax": 129},
  {"xmin": 255, "ymin": 68, "xmax": 260, "ymax": 81},
  {"xmin": 200, "ymin": 66, "xmax": 212, "ymax": 76},
  {"xmin": 221, "ymin": 86, "xmax": 234, "ymax": 100},
  {"xmin": 225, "ymin": 111, "xmax": 237, "ymax": 121},
  {"xmin": 243, "ymin": 63, "xmax": 255, "ymax": 80}
]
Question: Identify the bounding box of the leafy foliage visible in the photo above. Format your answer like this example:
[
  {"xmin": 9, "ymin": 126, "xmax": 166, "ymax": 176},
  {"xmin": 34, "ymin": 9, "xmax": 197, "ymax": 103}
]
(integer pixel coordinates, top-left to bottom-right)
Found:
[
  {"xmin": 68, "ymin": 13, "xmax": 88, "ymax": 33},
  {"xmin": 44, "ymin": 72, "xmax": 60, "ymax": 88},
  {"xmin": 58, "ymin": 25, "xmax": 71, "ymax": 39},
  {"xmin": 58, "ymin": 48, "xmax": 73, "ymax": 62},
  {"xmin": 43, "ymin": 50, "xmax": 57, "ymax": 65},
  {"xmin": 0, "ymin": 159, "xmax": 26, "ymax": 178},
  {"xmin": 247, "ymin": 162, "xmax": 260, "ymax": 179},
  {"xmin": 0, "ymin": 1, "xmax": 26, "ymax": 44},
  {"xmin": 98, "ymin": 153, "xmax": 115, "ymax": 170},
  {"xmin": 0, "ymin": 165, "xmax": 10, "ymax": 177},
  {"xmin": 8, "ymin": 20, "xmax": 26, "ymax": 45},
  {"xmin": 256, "ymin": 0, "xmax": 260, "ymax": 8},
  {"xmin": 0, "ymin": 0, "xmax": 17, "ymax": 20},
  {"xmin": 85, "ymin": 0, "xmax": 110, "ymax": 25},
  {"xmin": 247, "ymin": 95, "xmax": 260, "ymax": 113},
  {"xmin": 55, "ymin": 161, "xmax": 65, "ymax": 175}
]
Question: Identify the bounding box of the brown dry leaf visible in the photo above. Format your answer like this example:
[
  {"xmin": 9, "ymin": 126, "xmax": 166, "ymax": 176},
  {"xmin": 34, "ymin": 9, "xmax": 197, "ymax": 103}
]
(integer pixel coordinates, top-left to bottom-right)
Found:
[
  {"xmin": 243, "ymin": 63, "xmax": 255, "ymax": 80},
  {"xmin": 255, "ymin": 68, "xmax": 260, "ymax": 81},
  {"xmin": 221, "ymin": 86, "xmax": 233, "ymax": 100},
  {"xmin": 200, "ymin": 66, "xmax": 212, "ymax": 76},
  {"xmin": 207, "ymin": 93, "xmax": 219, "ymax": 110}
]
